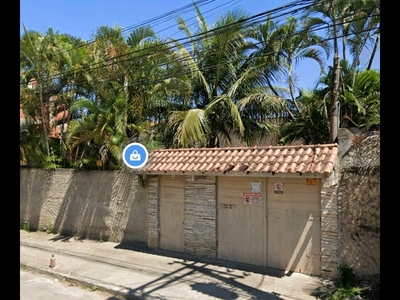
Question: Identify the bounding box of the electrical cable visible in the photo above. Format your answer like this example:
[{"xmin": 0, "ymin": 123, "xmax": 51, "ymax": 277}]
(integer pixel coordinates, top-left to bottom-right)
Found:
[
  {"xmin": 23, "ymin": 11, "xmax": 378, "ymax": 91},
  {"xmin": 20, "ymin": 0, "xmax": 379, "ymax": 94},
  {"xmin": 21, "ymin": 0, "xmax": 320, "ymax": 84}
]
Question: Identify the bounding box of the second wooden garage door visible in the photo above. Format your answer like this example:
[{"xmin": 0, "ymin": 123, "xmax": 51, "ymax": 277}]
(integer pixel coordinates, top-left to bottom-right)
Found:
[{"xmin": 217, "ymin": 177, "xmax": 266, "ymax": 266}]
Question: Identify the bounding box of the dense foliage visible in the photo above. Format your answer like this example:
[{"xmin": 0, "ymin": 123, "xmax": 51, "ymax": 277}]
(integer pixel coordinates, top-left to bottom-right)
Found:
[{"xmin": 20, "ymin": 0, "xmax": 380, "ymax": 169}]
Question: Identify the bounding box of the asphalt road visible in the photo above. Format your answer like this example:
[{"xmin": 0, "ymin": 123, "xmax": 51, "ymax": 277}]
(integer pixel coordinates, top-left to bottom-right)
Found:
[{"xmin": 20, "ymin": 268, "xmax": 122, "ymax": 300}]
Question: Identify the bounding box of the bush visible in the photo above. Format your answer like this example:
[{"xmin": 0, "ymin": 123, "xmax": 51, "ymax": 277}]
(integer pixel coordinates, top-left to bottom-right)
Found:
[
  {"xmin": 327, "ymin": 263, "xmax": 361, "ymax": 300},
  {"xmin": 337, "ymin": 263, "xmax": 357, "ymax": 288}
]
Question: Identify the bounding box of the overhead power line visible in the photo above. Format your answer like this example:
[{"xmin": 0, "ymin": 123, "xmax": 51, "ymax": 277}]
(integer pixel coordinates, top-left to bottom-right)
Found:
[
  {"xmin": 20, "ymin": 0, "xmax": 379, "ymax": 92},
  {"xmin": 21, "ymin": 0, "xmax": 319, "ymax": 84}
]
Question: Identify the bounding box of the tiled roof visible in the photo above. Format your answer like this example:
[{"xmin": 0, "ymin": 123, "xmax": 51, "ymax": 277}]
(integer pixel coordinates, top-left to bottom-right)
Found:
[{"xmin": 137, "ymin": 144, "xmax": 338, "ymax": 177}]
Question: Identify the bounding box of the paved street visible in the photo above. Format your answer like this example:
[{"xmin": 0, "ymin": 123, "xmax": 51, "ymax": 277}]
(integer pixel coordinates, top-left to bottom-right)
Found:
[{"xmin": 20, "ymin": 268, "xmax": 121, "ymax": 300}]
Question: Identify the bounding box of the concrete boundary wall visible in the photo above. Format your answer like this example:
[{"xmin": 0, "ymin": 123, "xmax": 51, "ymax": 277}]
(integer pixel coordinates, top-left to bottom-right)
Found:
[{"xmin": 20, "ymin": 168, "xmax": 148, "ymax": 245}]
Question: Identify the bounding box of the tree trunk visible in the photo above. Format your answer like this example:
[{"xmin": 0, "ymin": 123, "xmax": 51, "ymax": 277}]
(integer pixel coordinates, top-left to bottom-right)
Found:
[
  {"xmin": 330, "ymin": 9, "xmax": 341, "ymax": 143},
  {"xmin": 330, "ymin": 53, "xmax": 341, "ymax": 143},
  {"xmin": 38, "ymin": 85, "xmax": 51, "ymax": 157},
  {"xmin": 367, "ymin": 33, "xmax": 380, "ymax": 71}
]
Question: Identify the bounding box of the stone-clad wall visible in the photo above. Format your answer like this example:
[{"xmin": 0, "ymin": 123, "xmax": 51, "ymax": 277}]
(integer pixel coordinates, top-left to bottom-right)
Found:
[
  {"xmin": 184, "ymin": 175, "xmax": 217, "ymax": 258},
  {"xmin": 147, "ymin": 175, "xmax": 159, "ymax": 248},
  {"xmin": 146, "ymin": 175, "xmax": 218, "ymax": 257},
  {"xmin": 338, "ymin": 130, "xmax": 380, "ymax": 280},
  {"xmin": 320, "ymin": 177, "xmax": 339, "ymax": 279}
]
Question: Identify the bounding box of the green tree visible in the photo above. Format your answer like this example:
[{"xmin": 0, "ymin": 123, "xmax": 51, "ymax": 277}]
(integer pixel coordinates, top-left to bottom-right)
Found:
[
  {"xmin": 66, "ymin": 25, "xmax": 132, "ymax": 169},
  {"xmin": 236, "ymin": 14, "xmax": 330, "ymax": 145},
  {"xmin": 341, "ymin": 69, "xmax": 380, "ymax": 130},
  {"xmin": 303, "ymin": 0, "xmax": 345, "ymax": 142},
  {"xmin": 65, "ymin": 25, "xmax": 170, "ymax": 168},
  {"xmin": 280, "ymin": 64, "xmax": 380, "ymax": 145},
  {"xmin": 279, "ymin": 89, "xmax": 330, "ymax": 144},
  {"xmin": 302, "ymin": 0, "xmax": 380, "ymax": 142},
  {"xmin": 20, "ymin": 27, "xmax": 85, "ymax": 167},
  {"xmin": 164, "ymin": 6, "xmax": 251, "ymax": 147},
  {"xmin": 66, "ymin": 85, "xmax": 129, "ymax": 169},
  {"xmin": 278, "ymin": 16, "xmax": 330, "ymax": 106}
]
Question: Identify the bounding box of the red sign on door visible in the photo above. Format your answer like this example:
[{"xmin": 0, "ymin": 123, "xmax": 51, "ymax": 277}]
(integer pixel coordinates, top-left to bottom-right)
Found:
[
  {"xmin": 243, "ymin": 192, "xmax": 261, "ymax": 204},
  {"xmin": 274, "ymin": 181, "xmax": 283, "ymax": 194}
]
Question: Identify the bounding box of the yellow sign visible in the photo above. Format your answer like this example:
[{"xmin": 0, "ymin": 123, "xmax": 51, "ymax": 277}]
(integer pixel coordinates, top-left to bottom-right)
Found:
[{"xmin": 306, "ymin": 178, "xmax": 317, "ymax": 185}]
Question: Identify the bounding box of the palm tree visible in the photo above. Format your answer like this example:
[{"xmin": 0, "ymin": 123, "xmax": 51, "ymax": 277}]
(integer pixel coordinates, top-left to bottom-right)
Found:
[
  {"xmin": 346, "ymin": 0, "xmax": 380, "ymax": 85},
  {"xmin": 66, "ymin": 85, "xmax": 129, "ymax": 169},
  {"xmin": 302, "ymin": 0, "xmax": 349, "ymax": 142},
  {"xmin": 341, "ymin": 69, "xmax": 380, "ymax": 130},
  {"xmin": 164, "ymin": 6, "xmax": 252, "ymax": 147},
  {"xmin": 20, "ymin": 27, "xmax": 54, "ymax": 158},
  {"xmin": 281, "ymin": 63, "xmax": 380, "ymax": 145},
  {"xmin": 20, "ymin": 27, "xmax": 85, "ymax": 167},
  {"xmin": 234, "ymin": 14, "xmax": 331, "ymax": 146},
  {"xmin": 278, "ymin": 16, "xmax": 330, "ymax": 105},
  {"xmin": 302, "ymin": 0, "xmax": 380, "ymax": 141},
  {"xmin": 279, "ymin": 89, "xmax": 330, "ymax": 145},
  {"xmin": 123, "ymin": 26, "xmax": 178, "ymax": 146},
  {"xmin": 65, "ymin": 25, "xmax": 172, "ymax": 168}
]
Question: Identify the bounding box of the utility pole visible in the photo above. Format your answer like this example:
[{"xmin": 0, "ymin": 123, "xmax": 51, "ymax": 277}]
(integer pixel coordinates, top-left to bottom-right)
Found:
[
  {"xmin": 329, "ymin": 0, "xmax": 340, "ymax": 144},
  {"xmin": 330, "ymin": 52, "xmax": 340, "ymax": 143}
]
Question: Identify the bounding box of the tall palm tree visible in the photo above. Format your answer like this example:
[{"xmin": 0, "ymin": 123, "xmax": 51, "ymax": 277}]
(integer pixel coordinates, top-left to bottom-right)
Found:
[
  {"xmin": 66, "ymin": 84, "xmax": 129, "ymax": 169},
  {"xmin": 302, "ymin": 0, "xmax": 380, "ymax": 141},
  {"xmin": 237, "ymin": 14, "xmax": 330, "ymax": 145},
  {"xmin": 65, "ymin": 25, "xmax": 172, "ymax": 168},
  {"xmin": 281, "ymin": 63, "xmax": 380, "ymax": 145},
  {"xmin": 278, "ymin": 16, "xmax": 330, "ymax": 106},
  {"xmin": 164, "ymin": 6, "xmax": 252, "ymax": 147},
  {"xmin": 346, "ymin": 0, "xmax": 380, "ymax": 85},
  {"xmin": 20, "ymin": 27, "xmax": 84, "ymax": 167},
  {"xmin": 123, "ymin": 26, "xmax": 176, "ymax": 145},
  {"xmin": 302, "ymin": 0, "xmax": 347, "ymax": 142}
]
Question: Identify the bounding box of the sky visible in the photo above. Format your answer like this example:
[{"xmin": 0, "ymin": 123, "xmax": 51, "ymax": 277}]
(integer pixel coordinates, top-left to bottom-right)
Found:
[{"xmin": 20, "ymin": 0, "xmax": 380, "ymax": 92}]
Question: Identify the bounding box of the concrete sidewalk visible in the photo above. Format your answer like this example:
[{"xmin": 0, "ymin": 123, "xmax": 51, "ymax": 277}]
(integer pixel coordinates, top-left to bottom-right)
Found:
[{"xmin": 20, "ymin": 230, "xmax": 332, "ymax": 300}]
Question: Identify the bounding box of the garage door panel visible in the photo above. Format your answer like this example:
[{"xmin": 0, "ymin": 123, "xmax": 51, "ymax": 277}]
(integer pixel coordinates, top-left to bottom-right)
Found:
[
  {"xmin": 217, "ymin": 177, "xmax": 265, "ymax": 266},
  {"xmin": 268, "ymin": 208, "xmax": 320, "ymax": 275}
]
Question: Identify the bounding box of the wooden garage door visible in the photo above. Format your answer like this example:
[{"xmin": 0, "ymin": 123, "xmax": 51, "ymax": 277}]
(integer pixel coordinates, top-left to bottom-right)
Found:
[
  {"xmin": 217, "ymin": 177, "xmax": 265, "ymax": 266},
  {"xmin": 159, "ymin": 176, "xmax": 185, "ymax": 253},
  {"xmin": 267, "ymin": 178, "xmax": 321, "ymax": 276}
]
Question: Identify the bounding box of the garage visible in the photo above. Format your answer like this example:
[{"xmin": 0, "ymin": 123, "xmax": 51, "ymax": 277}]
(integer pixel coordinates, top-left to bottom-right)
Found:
[
  {"xmin": 217, "ymin": 176, "xmax": 266, "ymax": 266},
  {"xmin": 216, "ymin": 176, "xmax": 321, "ymax": 276},
  {"xmin": 266, "ymin": 177, "xmax": 321, "ymax": 276},
  {"xmin": 140, "ymin": 144, "xmax": 338, "ymax": 277}
]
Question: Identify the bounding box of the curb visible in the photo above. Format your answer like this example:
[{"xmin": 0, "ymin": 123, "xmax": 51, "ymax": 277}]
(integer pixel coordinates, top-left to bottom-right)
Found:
[{"xmin": 20, "ymin": 263, "xmax": 138, "ymax": 300}]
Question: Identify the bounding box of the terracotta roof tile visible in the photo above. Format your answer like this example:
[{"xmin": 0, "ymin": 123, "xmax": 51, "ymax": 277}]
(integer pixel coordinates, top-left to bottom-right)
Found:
[{"xmin": 137, "ymin": 144, "xmax": 338, "ymax": 177}]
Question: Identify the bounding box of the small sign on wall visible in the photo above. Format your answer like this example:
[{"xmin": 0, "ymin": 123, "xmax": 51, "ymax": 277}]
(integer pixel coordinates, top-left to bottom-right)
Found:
[
  {"xmin": 243, "ymin": 192, "xmax": 261, "ymax": 204},
  {"xmin": 306, "ymin": 178, "xmax": 317, "ymax": 185},
  {"xmin": 274, "ymin": 181, "xmax": 283, "ymax": 194},
  {"xmin": 251, "ymin": 181, "xmax": 261, "ymax": 192}
]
